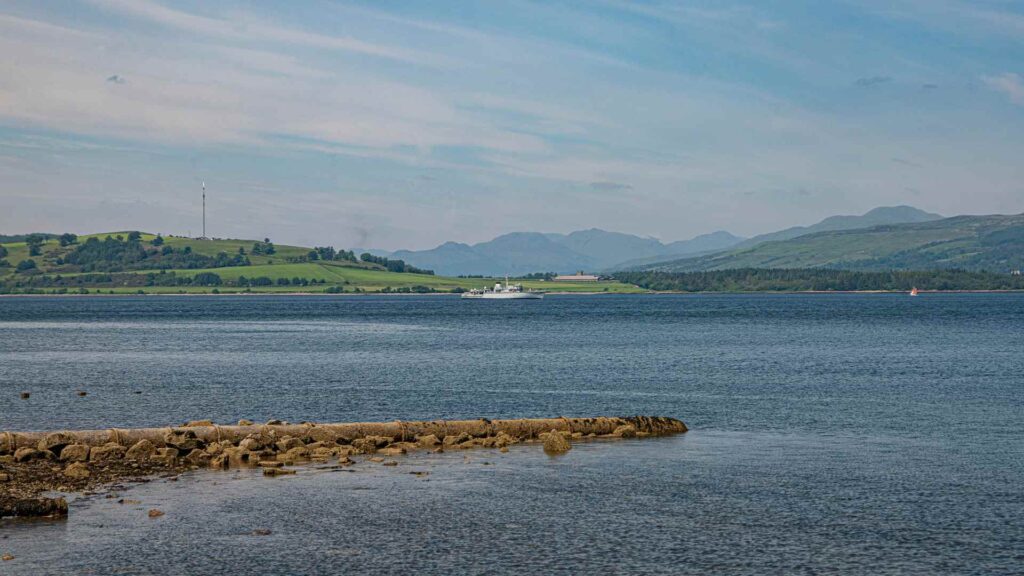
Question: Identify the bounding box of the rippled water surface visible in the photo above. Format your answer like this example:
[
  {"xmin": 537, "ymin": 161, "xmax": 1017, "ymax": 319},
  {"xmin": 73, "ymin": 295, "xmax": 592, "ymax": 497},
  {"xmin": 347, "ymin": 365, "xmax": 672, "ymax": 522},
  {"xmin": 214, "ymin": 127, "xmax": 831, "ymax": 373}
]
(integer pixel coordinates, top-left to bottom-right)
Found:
[{"xmin": 1, "ymin": 294, "xmax": 1022, "ymax": 574}]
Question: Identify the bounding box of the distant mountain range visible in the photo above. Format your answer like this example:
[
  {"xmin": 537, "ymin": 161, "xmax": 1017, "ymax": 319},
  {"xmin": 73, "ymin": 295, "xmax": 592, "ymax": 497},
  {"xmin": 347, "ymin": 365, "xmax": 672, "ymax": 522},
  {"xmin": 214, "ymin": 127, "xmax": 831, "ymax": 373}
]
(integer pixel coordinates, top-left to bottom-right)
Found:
[
  {"xmin": 639, "ymin": 212, "xmax": 1024, "ymax": 273},
  {"xmin": 377, "ymin": 229, "xmax": 745, "ymax": 276},
  {"xmin": 370, "ymin": 205, "xmax": 948, "ymax": 276}
]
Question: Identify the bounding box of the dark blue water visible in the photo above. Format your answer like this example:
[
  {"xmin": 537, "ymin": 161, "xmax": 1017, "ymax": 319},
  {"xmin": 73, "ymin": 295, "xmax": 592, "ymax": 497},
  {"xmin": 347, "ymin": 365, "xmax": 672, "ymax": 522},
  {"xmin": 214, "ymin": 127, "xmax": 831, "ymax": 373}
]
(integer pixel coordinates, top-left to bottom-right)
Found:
[{"xmin": 1, "ymin": 294, "xmax": 1022, "ymax": 574}]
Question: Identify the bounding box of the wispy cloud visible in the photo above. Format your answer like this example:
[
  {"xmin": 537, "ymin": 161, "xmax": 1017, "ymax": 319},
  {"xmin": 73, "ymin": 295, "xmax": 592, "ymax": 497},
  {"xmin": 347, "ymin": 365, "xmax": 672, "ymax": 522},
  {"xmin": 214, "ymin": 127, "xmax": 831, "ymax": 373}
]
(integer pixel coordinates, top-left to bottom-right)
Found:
[
  {"xmin": 85, "ymin": 0, "xmax": 441, "ymax": 65},
  {"xmin": 983, "ymin": 72, "xmax": 1024, "ymax": 105}
]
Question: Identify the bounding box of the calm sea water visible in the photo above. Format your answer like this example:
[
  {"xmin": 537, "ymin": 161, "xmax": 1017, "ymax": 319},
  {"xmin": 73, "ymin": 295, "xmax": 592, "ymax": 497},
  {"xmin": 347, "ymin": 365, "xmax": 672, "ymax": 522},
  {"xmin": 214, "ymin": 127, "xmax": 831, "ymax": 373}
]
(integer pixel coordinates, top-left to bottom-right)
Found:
[{"xmin": 0, "ymin": 294, "xmax": 1022, "ymax": 574}]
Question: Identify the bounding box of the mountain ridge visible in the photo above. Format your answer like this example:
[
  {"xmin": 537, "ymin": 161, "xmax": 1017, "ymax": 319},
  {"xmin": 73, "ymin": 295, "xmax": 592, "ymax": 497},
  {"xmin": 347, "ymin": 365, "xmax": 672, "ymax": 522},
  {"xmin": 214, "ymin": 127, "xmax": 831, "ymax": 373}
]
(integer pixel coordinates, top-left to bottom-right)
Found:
[{"xmin": 637, "ymin": 213, "xmax": 1024, "ymax": 273}]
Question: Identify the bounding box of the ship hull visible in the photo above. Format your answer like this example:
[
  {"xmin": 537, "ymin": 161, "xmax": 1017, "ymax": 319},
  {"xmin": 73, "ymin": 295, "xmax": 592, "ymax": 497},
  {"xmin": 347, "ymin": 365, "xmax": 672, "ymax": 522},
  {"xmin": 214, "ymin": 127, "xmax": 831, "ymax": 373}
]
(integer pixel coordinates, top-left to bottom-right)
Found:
[{"xmin": 461, "ymin": 292, "xmax": 544, "ymax": 299}]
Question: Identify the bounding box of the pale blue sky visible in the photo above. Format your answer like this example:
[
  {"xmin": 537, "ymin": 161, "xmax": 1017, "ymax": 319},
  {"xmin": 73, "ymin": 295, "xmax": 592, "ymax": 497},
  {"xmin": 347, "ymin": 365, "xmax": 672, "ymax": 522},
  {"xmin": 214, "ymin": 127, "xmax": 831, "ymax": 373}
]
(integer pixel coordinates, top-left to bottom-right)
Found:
[{"xmin": 1, "ymin": 0, "xmax": 1022, "ymax": 249}]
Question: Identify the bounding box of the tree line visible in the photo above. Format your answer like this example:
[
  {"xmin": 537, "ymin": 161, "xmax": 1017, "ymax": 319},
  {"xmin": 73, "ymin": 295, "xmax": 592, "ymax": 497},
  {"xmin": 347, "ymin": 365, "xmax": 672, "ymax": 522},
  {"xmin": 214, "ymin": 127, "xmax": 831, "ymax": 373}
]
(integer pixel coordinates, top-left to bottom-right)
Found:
[
  {"xmin": 358, "ymin": 253, "xmax": 433, "ymax": 275},
  {"xmin": 615, "ymin": 268, "xmax": 1024, "ymax": 292}
]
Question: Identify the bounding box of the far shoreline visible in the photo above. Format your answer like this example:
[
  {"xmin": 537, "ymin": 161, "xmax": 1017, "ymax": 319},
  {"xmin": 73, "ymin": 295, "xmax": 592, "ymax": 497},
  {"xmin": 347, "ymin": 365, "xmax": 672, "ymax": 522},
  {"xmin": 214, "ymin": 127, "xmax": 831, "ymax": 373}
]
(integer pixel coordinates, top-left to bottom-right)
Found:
[{"xmin": 2, "ymin": 289, "xmax": 1024, "ymax": 299}]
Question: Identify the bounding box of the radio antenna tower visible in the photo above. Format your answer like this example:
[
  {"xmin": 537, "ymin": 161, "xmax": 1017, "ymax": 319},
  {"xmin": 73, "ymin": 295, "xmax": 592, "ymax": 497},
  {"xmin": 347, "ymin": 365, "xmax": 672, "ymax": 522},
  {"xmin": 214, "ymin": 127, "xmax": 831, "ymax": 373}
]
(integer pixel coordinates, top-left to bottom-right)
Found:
[{"xmin": 201, "ymin": 181, "xmax": 206, "ymax": 239}]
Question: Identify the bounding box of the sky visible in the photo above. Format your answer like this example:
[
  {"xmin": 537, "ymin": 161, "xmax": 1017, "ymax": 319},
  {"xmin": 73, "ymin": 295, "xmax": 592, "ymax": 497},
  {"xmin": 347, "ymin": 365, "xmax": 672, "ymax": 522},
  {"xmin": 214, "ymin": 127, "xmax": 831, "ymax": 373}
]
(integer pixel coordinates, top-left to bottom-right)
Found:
[{"xmin": 1, "ymin": 0, "xmax": 1023, "ymax": 250}]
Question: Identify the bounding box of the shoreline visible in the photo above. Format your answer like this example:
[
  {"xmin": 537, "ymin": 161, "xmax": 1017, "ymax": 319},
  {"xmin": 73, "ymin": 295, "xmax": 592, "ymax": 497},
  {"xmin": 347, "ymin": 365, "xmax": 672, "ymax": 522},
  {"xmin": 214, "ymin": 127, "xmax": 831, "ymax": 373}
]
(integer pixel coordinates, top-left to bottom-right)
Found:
[
  {"xmin": 0, "ymin": 416, "xmax": 685, "ymax": 519},
  {"xmin": 2, "ymin": 289, "xmax": 1024, "ymax": 298}
]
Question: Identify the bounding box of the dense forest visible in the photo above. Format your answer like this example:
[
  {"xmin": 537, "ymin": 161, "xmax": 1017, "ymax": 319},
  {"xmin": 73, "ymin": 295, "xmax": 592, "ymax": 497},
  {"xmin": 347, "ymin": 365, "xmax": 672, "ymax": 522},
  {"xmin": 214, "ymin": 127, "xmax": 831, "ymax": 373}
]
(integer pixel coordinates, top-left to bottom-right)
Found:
[
  {"xmin": 615, "ymin": 268, "xmax": 1024, "ymax": 292},
  {"xmin": 59, "ymin": 234, "xmax": 250, "ymax": 272}
]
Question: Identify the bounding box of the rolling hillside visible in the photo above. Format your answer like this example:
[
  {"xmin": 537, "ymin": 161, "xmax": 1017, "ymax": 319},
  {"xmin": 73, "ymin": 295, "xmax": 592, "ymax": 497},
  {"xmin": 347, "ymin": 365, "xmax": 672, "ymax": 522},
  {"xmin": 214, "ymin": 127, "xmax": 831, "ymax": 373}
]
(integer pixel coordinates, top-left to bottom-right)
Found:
[
  {"xmin": 638, "ymin": 214, "xmax": 1024, "ymax": 273},
  {"xmin": 0, "ymin": 232, "xmax": 638, "ymax": 294}
]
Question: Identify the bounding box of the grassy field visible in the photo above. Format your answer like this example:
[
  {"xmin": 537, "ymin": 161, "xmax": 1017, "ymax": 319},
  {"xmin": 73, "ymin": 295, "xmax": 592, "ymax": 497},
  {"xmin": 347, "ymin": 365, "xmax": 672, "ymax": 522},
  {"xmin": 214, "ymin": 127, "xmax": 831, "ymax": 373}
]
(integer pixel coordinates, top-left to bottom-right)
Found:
[
  {"xmin": 0, "ymin": 232, "xmax": 642, "ymax": 294},
  {"xmin": 147, "ymin": 262, "xmax": 639, "ymax": 293}
]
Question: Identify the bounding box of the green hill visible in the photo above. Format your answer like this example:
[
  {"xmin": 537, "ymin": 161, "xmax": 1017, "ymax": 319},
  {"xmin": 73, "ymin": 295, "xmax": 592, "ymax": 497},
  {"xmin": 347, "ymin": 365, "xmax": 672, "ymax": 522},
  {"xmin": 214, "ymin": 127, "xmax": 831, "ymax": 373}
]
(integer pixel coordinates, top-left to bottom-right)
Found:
[
  {"xmin": 0, "ymin": 232, "xmax": 638, "ymax": 294},
  {"xmin": 637, "ymin": 214, "xmax": 1024, "ymax": 273}
]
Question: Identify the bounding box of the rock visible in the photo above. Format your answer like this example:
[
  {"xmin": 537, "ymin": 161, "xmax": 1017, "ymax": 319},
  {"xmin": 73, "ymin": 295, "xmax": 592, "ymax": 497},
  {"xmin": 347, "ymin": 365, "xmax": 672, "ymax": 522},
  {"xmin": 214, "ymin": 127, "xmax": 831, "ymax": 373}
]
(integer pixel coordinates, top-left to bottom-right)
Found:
[
  {"xmin": 59, "ymin": 444, "xmax": 90, "ymax": 462},
  {"xmin": 263, "ymin": 467, "xmax": 296, "ymax": 477},
  {"xmin": 259, "ymin": 461, "xmax": 283, "ymax": 468},
  {"xmin": 443, "ymin": 432, "xmax": 471, "ymax": 447},
  {"xmin": 0, "ymin": 472, "xmax": 10, "ymax": 482},
  {"xmin": 378, "ymin": 446, "xmax": 406, "ymax": 457},
  {"xmin": 20, "ymin": 392, "xmax": 29, "ymax": 399},
  {"xmin": 352, "ymin": 436, "xmax": 391, "ymax": 453},
  {"xmin": 164, "ymin": 429, "xmax": 201, "ymax": 451},
  {"xmin": 416, "ymin": 434, "xmax": 440, "ymax": 448},
  {"xmin": 382, "ymin": 460, "xmax": 398, "ymax": 467},
  {"xmin": 284, "ymin": 446, "xmax": 310, "ymax": 460},
  {"xmin": 276, "ymin": 436, "xmax": 305, "ymax": 452},
  {"xmin": 238, "ymin": 419, "xmax": 254, "ymax": 426},
  {"xmin": 90, "ymin": 443, "xmax": 127, "ymax": 461},
  {"xmin": 185, "ymin": 420, "xmax": 213, "ymax": 427},
  {"xmin": 368, "ymin": 456, "xmax": 384, "ymax": 463},
  {"xmin": 125, "ymin": 440, "xmax": 157, "ymax": 460},
  {"xmin": 499, "ymin": 446, "xmax": 509, "ymax": 453},
  {"xmin": 310, "ymin": 447, "xmax": 334, "ymax": 460},
  {"xmin": 571, "ymin": 432, "xmax": 584, "ymax": 440},
  {"xmin": 148, "ymin": 509, "xmax": 164, "ymax": 518},
  {"xmin": 221, "ymin": 447, "xmax": 246, "ymax": 466},
  {"xmin": 63, "ymin": 462, "xmax": 90, "ymax": 479},
  {"xmin": 612, "ymin": 424, "xmax": 637, "ymax": 438},
  {"xmin": 184, "ymin": 449, "xmax": 211, "ymax": 465},
  {"xmin": 204, "ymin": 442, "xmax": 226, "ymax": 456},
  {"xmin": 76, "ymin": 390, "xmax": 88, "ymax": 397},
  {"xmin": 14, "ymin": 447, "xmax": 44, "ymax": 462},
  {"xmin": 209, "ymin": 453, "xmax": 229, "ymax": 470},
  {"xmin": 331, "ymin": 446, "xmax": 356, "ymax": 457},
  {"xmin": 0, "ymin": 497, "xmax": 68, "ymax": 519},
  {"xmin": 2, "ymin": 554, "xmax": 13, "ymax": 561},
  {"xmin": 238, "ymin": 437, "xmax": 263, "ymax": 452},
  {"xmin": 154, "ymin": 447, "xmax": 179, "ymax": 464},
  {"xmin": 337, "ymin": 455, "xmax": 353, "ymax": 465},
  {"xmin": 542, "ymin": 430, "xmax": 572, "ymax": 455},
  {"xmin": 37, "ymin": 432, "xmax": 77, "ymax": 454},
  {"xmin": 252, "ymin": 529, "xmax": 272, "ymax": 536}
]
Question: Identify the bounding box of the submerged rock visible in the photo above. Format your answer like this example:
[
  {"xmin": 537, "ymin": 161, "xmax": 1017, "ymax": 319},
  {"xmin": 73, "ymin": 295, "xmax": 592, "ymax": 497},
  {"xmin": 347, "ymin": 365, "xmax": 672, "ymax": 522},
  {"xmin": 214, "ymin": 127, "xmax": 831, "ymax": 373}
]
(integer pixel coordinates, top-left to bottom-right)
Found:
[{"xmin": 148, "ymin": 509, "xmax": 164, "ymax": 518}]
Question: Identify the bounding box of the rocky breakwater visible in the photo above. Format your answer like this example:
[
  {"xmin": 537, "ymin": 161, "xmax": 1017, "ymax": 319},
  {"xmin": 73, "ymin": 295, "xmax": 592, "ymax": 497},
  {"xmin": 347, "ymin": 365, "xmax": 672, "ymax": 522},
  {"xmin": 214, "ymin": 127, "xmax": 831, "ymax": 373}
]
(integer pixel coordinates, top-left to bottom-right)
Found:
[{"xmin": 0, "ymin": 416, "xmax": 686, "ymax": 519}]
